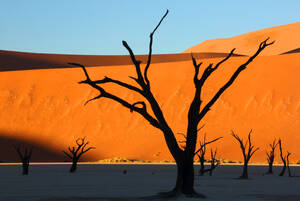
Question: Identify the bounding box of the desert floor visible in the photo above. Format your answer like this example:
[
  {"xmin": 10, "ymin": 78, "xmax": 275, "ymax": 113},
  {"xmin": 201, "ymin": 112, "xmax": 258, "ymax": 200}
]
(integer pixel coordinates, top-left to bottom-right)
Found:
[{"xmin": 0, "ymin": 163, "xmax": 299, "ymax": 201}]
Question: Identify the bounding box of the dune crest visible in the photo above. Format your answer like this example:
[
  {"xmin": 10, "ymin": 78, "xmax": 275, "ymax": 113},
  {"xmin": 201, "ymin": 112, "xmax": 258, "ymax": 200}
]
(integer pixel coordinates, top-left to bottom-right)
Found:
[{"xmin": 183, "ymin": 22, "xmax": 300, "ymax": 56}]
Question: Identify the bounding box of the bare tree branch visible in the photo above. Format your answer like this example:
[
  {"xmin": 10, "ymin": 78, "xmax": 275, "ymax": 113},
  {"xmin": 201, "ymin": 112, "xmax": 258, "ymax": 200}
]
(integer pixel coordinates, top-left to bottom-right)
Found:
[
  {"xmin": 191, "ymin": 53, "xmax": 203, "ymax": 85},
  {"xmin": 144, "ymin": 10, "xmax": 169, "ymax": 87},
  {"xmin": 198, "ymin": 39, "xmax": 275, "ymax": 121},
  {"xmin": 63, "ymin": 151, "xmax": 73, "ymax": 159},
  {"xmin": 122, "ymin": 41, "xmax": 144, "ymax": 87},
  {"xmin": 195, "ymin": 136, "xmax": 223, "ymax": 156},
  {"xmin": 80, "ymin": 76, "xmax": 144, "ymax": 96},
  {"xmin": 69, "ymin": 63, "xmax": 160, "ymax": 128}
]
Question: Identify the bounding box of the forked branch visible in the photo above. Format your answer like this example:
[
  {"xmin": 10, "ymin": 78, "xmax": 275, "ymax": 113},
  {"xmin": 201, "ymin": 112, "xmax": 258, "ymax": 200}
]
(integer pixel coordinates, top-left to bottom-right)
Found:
[
  {"xmin": 197, "ymin": 38, "xmax": 274, "ymax": 122},
  {"xmin": 194, "ymin": 135, "xmax": 223, "ymax": 156}
]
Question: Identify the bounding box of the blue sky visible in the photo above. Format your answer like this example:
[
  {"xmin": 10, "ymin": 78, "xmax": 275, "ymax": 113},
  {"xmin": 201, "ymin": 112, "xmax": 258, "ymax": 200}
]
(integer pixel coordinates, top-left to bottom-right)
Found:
[{"xmin": 0, "ymin": 0, "xmax": 299, "ymax": 55}]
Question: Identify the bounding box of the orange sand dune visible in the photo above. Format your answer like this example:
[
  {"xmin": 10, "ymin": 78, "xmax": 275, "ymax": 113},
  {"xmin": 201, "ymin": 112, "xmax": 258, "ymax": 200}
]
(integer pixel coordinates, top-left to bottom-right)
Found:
[
  {"xmin": 0, "ymin": 50, "xmax": 242, "ymax": 72},
  {"xmin": 183, "ymin": 22, "xmax": 300, "ymax": 56},
  {"xmin": 0, "ymin": 51, "xmax": 299, "ymax": 163}
]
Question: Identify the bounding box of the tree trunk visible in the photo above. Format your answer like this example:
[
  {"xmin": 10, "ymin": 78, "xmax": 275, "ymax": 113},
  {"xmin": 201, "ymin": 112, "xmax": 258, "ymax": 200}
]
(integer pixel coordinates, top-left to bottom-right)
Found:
[
  {"xmin": 199, "ymin": 158, "xmax": 205, "ymax": 176},
  {"xmin": 209, "ymin": 164, "xmax": 216, "ymax": 176},
  {"xmin": 70, "ymin": 160, "xmax": 78, "ymax": 173},
  {"xmin": 171, "ymin": 157, "xmax": 205, "ymax": 197},
  {"xmin": 240, "ymin": 162, "xmax": 248, "ymax": 179},
  {"xmin": 209, "ymin": 168, "xmax": 213, "ymax": 176},
  {"xmin": 287, "ymin": 165, "xmax": 292, "ymax": 177},
  {"xmin": 279, "ymin": 163, "xmax": 286, "ymax": 176},
  {"xmin": 267, "ymin": 162, "xmax": 273, "ymax": 174},
  {"xmin": 22, "ymin": 162, "xmax": 29, "ymax": 175}
]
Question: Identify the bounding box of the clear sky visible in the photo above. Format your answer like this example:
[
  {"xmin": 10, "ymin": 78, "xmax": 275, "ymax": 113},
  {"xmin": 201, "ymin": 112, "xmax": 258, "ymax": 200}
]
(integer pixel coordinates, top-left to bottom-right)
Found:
[{"xmin": 0, "ymin": 0, "xmax": 299, "ymax": 55}]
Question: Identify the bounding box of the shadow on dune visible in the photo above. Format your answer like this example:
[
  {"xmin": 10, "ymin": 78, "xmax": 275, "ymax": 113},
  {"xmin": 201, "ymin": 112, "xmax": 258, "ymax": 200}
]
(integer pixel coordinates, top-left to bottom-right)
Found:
[
  {"xmin": 0, "ymin": 132, "xmax": 96, "ymax": 162},
  {"xmin": 0, "ymin": 50, "xmax": 244, "ymax": 72},
  {"xmin": 280, "ymin": 48, "xmax": 300, "ymax": 55}
]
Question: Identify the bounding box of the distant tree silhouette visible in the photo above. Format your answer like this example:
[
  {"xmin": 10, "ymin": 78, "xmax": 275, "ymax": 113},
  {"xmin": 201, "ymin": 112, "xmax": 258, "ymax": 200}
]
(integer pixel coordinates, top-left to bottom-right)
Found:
[
  {"xmin": 278, "ymin": 139, "xmax": 289, "ymax": 176},
  {"xmin": 208, "ymin": 148, "xmax": 219, "ymax": 176},
  {"xmin": 265, "ymin": 139, "xmax": 278, "ymax": 174},
  {"xmin": 69, "ymin": 10, "xmax": 273, "ymax": 197},
  {"xmin": 286, "ymin": 151, "xmax": 292, "ymax": 177},
  {"xmin": 14, "ymin": 145, "xmax": 32, "ymax": 175},
  {"xmin": 194, "ymin": 134, "xmax": 222, "ymax": 176},
  {"xmin": 63, "ymin": 137, "xmax": 95, "ymax": 173},
  {"xmin": 231, "ymin": 129, "xmax": 259, "ymax": 179}
]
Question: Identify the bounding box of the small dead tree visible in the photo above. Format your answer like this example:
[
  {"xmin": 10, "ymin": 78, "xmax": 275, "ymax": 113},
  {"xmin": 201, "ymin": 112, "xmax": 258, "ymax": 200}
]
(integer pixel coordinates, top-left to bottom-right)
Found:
[
  {"xmin": 265, "ymin": 139, "xmax": 278, "ymax": 174},
  {"xmin": 278, "ymin": 139, "xmax": 289, "ymax": 176},
  {"xmin": 209, "ymin": 148, "xmax": 219, "ymax": 176},
  {"xmin": 286, "ymin": 151, "xmax": 292, "ymax": 177},
  {"xmin": 278, "ymin": 139, "xmax": 292, "ymax": 177},
  {"xmin": 14, "ymin": 145, "xmax": 32, "ymax": 175},
  {"xmin": 194, "ymin": 134, "xmax": 222, "ymax": 176},
  {"xmin": 63, "ymin": 137, "xmax": 95, "ymax": 173},
  {"xmin": 231, "ymin": 129, "xmax": 259, "ymax": 179},
  {"xmin": 69, "ymin": 9, "xmax": 273, "ymax": 196}
]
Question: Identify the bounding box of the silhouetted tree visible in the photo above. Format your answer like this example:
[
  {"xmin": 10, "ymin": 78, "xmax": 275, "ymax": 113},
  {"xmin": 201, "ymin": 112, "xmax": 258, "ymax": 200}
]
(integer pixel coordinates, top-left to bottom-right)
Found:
[
  {"xmin": 63, "ymin": 137, "xmax": 95, "ymax": 173},
  {"xmin": 231, "ymin": 129, "xmax": 259, "ymax": 179},
  {"xmin": 209, "ymin": 148, "xmax": 219, "ymax": 176},
  {"xmin": 278, "ymin": 139, "xmax": 289, "ymax": 176},
  {"xmin": 194, "ymin": 134, "xmax": 222, "ymax": 176},
  {"xmin": 69, "ymin": 10, "xmax": 273, "ymax": 197},
  {"xmin": 265, "ymin": 139, "xmax": 278, "ymax": 174},
  {"xmin": 14, "ymin": 145, "xmax": 32, "ymax": 175},
  {"xmin": 286, "ymin": 151, "xmax": 292, "ymax": 177}
]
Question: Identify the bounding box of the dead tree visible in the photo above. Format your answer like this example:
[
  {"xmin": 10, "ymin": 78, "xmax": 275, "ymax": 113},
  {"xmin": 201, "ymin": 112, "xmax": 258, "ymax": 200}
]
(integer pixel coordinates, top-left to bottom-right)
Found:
[
  {"xmin": 194, "ymin": 134, "xmax": 222, "ymax": 176},
  {"xmin": 69, "ymin": 9, "xmax": 273, "ymax": 197},
  {"xmin": 265, "ymin": 139, "xmax": 278, "ymax": 174},
  {"xmin": 287, "ymin": 151, "xmax": 292, "ymax": 177},
  {"xmin": 231, "ymin": 130, "xmax": 259, "ymax": 179},
  {"xmin": 278, "ymin": 139, "xmax": 288, "ymax": 176},
  {"xmin": 14, "ymin": 145, "xmax": 32, "ymax": 175},
  {"xmin": 63, "ymin": 137, "xmax": 95, "ymax": 173},
  {"xmin": 209, "ymin": 148, "xmax": 219, "ymax": 176}
]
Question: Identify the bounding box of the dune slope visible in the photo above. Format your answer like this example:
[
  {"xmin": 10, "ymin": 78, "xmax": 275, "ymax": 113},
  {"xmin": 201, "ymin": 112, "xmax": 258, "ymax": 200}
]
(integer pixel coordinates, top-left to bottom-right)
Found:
[{"xmin": 0, "ymin": 52, "xmax": 299, "ymax": 163}]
